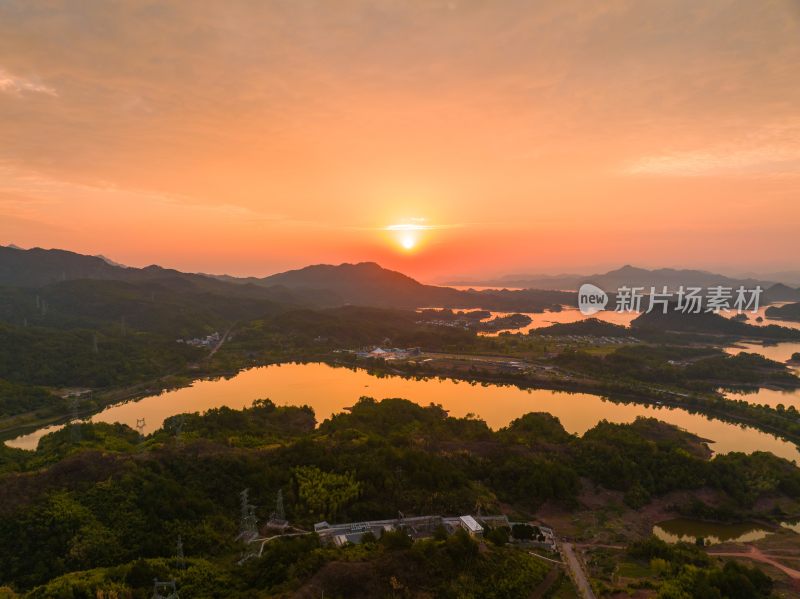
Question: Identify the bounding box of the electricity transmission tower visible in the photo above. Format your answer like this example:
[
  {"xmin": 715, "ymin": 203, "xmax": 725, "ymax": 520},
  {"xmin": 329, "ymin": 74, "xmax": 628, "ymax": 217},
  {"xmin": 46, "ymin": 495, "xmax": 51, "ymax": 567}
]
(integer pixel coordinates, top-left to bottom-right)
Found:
[
  {"xmin": 175, "ymin": 535, "xmax": 185, "ymax": 569},
  {"xmin": 266, "ymin": 488, "xmax": 288, "ymax": 531},
  {"xmin": 173, "ymin": 414, "xmax": 185, "ymax": 445},
  {"xmin": 237, "ymin": 488, "xmax": 258, "ymax": 541},
  {"xmin": 273, "ymin": 489, "xmax": 286, "ymax": 522},
  {"xmin": 236, "ymin": 488, "xmax": 259, "ymax": 564},
  {"xmin": 277, "ymin": 489, "xmax": 285, "ymax": 521},
  {"xmin": 69, "ymin": 395, "xmax": 83, "ymax": 443},
  {"xmin": 152, "ymin": 579, "xmax": 179, "ymax": 599},
  {"xmin": 136, "ymin": 418, "xmax": 146, "ymax": 437}
]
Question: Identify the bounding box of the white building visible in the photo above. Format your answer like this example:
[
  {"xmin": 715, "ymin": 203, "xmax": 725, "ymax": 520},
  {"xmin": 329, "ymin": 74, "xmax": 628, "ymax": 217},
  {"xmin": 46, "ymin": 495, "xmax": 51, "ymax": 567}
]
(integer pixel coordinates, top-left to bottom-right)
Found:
[{"xmin": 459, "ymin": 515, "xmax": 484, "ymax": 537}]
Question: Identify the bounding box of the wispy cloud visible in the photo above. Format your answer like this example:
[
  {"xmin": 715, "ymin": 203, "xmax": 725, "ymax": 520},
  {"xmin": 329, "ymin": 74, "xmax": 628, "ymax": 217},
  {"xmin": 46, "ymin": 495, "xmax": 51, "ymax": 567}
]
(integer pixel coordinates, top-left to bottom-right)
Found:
[
  {"xmin": 0, "ymin": 68, "xmax": 56, "ymax": 96},
  {"xmin": 0, "ymin": 161, "xmax": 284, "ymax": 225},
  {"xmin": 626, "ymin": 146, "xmax": 800, "ymax": 177},
  {"xmin": 385, "ymin": 219, "xmax": 462, "ymax": 232}
]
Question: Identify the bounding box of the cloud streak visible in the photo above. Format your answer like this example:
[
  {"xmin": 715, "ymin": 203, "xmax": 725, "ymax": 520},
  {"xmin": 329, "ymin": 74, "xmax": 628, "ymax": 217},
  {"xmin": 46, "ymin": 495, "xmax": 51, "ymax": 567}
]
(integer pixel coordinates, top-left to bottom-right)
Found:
[
  {"xmin": 0, "ymin": 67, "xmax": 56, "ymax": 96},
  {"xmin": 627, "ymin": 145, "xmax": 800, "ymax": 177}
]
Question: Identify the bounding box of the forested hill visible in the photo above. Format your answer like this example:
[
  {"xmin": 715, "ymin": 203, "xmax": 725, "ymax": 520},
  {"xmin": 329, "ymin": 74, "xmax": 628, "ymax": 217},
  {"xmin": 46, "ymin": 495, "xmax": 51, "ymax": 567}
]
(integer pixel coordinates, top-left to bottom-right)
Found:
[
  {"xmin": 254, "ymin": 261, "xmax": 572, "ymax": 310},
  {"xmin": 0, "ymin": 245, "xmax": 199, "ymax": 288},
  {"xmin": 631, "ymin": 309, "xmax": 800, "ymax": 340},
  {"xmin": 217, "ymin": 261, "xmax": 574, "ymax": 311},
  {"xmin": 0, "ymin": 246, "xmax": 334, "ymax": 306},
  {"xmin": 0, "ymin": 246, "xmax": 127, "ymax": 287},
  {"xmin": 766, "ymin": 301, "xmax": 800, "ymax": 323},
  {"xmin": 0, "ymin": 398, "xmax": 794, "ymax": 597},
  {"xmin": 250, "ymin": 261, "xmax": 462, "ymax": 308},
  {"xmin": 1, "ymin": 246, "xmax": 573, "ymax": 311}
]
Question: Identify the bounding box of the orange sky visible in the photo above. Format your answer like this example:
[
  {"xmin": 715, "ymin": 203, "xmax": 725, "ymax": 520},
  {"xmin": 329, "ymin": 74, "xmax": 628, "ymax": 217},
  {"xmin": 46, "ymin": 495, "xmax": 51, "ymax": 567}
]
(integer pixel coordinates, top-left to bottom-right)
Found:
[{"xmin": 1, "ymin": 1, "xmax": 799, "ymax": 281}]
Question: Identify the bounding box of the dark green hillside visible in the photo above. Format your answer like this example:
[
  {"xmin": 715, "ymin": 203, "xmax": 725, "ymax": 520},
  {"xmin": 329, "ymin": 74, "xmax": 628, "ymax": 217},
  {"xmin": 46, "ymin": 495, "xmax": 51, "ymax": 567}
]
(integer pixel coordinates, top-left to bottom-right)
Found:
[
  {"xmin": 222, "ymin": 305, "xmax": 477, "ymax": 360},
  {"xmin": 632, "ymin": 309, "xmax": 800, "ymax": 340},
  {"xmin": 0, "ymin": 323, "xmax": 202, "ymax": 390},
  {"xmin": 0, "ymin": 399, "xmax": 797, "ymax": 596},
  {"xmin": 765, "ymin": 301, "xmax": 800, "ymax": 323},
  {"xmin": 0, "ymin": 279, "xmax": 286, "ymax": 337},
  {"xmin": 532, "ymin": 317, "xmax": 632, "ymax": 337}
]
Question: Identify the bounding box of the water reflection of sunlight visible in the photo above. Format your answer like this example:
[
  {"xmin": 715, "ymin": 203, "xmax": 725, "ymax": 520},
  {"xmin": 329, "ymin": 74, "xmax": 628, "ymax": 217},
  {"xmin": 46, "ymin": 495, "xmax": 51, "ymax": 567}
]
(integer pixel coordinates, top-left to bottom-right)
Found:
[
  {"xmin": 8, "ymin": 363, "xmax": 800, "ymax": 463},
  {"xmin": 654, "ymin": 518, "xmax": 770, "ymax": 545}
]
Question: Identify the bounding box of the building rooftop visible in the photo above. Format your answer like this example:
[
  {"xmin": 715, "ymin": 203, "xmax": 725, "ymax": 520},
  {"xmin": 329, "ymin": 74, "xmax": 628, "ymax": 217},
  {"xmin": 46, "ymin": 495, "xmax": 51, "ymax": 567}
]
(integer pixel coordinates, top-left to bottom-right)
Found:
[{"xmin": 459, "ymin": 515, "xmax": 483, "ymax": 533}]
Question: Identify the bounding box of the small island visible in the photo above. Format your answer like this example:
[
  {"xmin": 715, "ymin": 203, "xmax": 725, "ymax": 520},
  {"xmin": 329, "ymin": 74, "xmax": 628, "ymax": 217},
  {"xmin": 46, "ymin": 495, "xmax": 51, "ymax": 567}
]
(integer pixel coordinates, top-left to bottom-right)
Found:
[
  {"xmin": 473, "ymin": 313, "xmax": 532, "ymax": 332},
  {"xmin": 765, "ymin": 301, "xmax": 800, "ymax": 323}
]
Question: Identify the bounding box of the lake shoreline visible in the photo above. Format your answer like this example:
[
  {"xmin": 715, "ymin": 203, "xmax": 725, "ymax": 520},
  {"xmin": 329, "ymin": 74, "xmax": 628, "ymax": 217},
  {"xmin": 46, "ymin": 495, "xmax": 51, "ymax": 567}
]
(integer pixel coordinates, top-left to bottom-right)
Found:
[{"xmin": 5, "ymin": 356, "xmax": 800, "ymax": 459}]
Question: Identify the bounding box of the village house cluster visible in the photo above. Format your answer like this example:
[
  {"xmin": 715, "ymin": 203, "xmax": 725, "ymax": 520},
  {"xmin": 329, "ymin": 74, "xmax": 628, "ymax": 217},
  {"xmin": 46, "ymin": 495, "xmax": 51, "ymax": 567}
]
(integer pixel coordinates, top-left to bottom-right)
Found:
[
  {"xmin": 356, "ymin": 346, "xmax": 422, "ymax": 361},
  {"xmin": 177, "ymin": 331, "xmax": 220, "ymax": 348},
  {"xmin": 312, "ymin": 513, "xmax": 556, "ymax": 550}
]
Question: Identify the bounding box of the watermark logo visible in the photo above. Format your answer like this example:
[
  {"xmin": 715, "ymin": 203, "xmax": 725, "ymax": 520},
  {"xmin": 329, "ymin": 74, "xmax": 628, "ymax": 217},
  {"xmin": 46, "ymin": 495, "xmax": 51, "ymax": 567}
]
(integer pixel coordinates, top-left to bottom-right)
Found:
[
  {"xmin": 578, "ymin": 283, "xmax": 608, "ymax": 315},
  {"xmin": 575, "ymin": 284, "xmax": 763, "ymax": 314}
]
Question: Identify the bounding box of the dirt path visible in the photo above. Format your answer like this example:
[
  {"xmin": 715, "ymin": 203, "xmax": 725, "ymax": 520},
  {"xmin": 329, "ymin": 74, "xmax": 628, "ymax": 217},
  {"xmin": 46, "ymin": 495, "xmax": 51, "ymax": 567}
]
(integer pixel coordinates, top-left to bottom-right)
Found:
[
  {"xmin": 710, "ymin": 546, "xmax": 800, "ymax": 587},
  {"xmin": 576, "ymin": 543, "xmax": 624, "ymax": 550},
  {"xmin": 208, "ymin": 327, "xmax": 232, "ymax": 358},
  {"xmin": 561, "ymin": 542, "xmax": 596, "ymax": 599}
]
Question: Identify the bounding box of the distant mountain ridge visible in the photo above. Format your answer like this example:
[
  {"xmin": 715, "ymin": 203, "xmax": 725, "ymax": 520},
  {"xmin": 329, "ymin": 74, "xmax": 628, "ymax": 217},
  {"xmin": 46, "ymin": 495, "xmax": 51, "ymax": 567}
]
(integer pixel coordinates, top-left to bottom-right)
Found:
[
  {"xmin": 218, "ymin": 261, "xmax": 575, "ymax": 310},
  {"xmin": 257, "ymin": 261, "xmax": 442, "ymax": 307},
  {"xmin": 212, "ymin": 260, "xmax": 456, "ymax": 307},
  {"xmin": 448, "ymin": 264, "xmax": 800, "ymax": 301},
  {"xmin": 0, "ymin": 246, "xmax": 572, "ymax": 311},
  {"xmin": 0, "ymin": 245, "xmax": 339, "ymax": 308},
  {"xmin": 0, "ymin": 245, "xmax": 214, "ymax": 288}
]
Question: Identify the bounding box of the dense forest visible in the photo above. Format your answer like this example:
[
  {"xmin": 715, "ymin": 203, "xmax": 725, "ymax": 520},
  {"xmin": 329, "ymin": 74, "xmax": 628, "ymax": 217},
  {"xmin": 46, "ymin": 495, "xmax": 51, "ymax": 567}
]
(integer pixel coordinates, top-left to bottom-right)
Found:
[
  {"xmin": 1, "ymin": 398, "xmax": 798, "ymax": 597},
  {"xmin": 632, "ymin": 310, "xmax": 800, "ymax": 340},
  {"xmin": 2, "ymin": 249, "xmax": 800, "ymax": 597}
]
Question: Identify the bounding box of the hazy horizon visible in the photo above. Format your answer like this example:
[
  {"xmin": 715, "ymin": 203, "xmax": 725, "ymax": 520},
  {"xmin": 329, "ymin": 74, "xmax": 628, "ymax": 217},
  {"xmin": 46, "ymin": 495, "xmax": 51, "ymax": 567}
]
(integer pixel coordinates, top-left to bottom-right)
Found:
[{"xmin": 5, "ymin": 241, "xmax": 800, "ymax": 287}]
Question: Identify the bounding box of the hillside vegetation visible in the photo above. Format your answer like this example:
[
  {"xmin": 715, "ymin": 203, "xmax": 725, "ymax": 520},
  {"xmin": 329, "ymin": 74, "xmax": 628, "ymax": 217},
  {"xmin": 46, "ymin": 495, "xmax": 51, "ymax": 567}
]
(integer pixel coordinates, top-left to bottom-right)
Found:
[{"xmin": 0, "ymin": 399, "xmax": 798, "ymax": 596}]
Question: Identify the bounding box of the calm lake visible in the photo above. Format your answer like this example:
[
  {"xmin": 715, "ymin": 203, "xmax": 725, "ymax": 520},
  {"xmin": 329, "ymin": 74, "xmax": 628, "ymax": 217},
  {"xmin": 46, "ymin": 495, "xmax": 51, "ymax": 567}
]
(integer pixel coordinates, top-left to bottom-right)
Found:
[
  {"xmin": 476, "ymin": 307, "xmax": 800, "ymax": 406},
  {"xmin": 722, "ymin": 340, "xmax": 800, "ymax": 407},
  {"xmin": 476, "ymin": 307, "xmax": 639, "ymax": 336},
  {"xmin": 7, "ymin": 362, "xmax": 800, "ymax": 463},
  {"xmin": 653, "ymin": 518, "xmax": 770, "ymax": 545},
  {"xmin": 474, "ymin": 305, "xmax": 800, "ymax": 336}
]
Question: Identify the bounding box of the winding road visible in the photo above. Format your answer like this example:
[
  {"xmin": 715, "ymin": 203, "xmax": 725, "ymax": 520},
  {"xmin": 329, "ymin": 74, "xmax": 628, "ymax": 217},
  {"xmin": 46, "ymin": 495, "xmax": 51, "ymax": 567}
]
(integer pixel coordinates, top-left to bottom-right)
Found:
[
  {"xmin": 561, "ymin": 542, "xmax": 596, "ymax": 599},
  {"xmin": 709, "ymin": 546, "xmax": 800, "ymax": 588},
  {"xmin": 208, "ymin": 327, "xmax": 232, "ymax": 358}
]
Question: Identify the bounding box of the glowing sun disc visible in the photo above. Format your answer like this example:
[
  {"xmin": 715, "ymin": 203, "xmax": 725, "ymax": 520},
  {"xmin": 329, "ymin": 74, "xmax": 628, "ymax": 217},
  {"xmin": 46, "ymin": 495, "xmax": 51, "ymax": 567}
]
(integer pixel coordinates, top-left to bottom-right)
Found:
[{"xmin": 400, "ymin": 234, "xmax": 416, "ymax": 250}]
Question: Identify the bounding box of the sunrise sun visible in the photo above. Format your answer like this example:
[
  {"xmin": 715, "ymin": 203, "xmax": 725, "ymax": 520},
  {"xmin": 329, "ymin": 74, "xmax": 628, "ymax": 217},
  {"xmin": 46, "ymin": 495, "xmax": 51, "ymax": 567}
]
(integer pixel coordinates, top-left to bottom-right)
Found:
[
  {"xmin": 387, "ymin": 222, "xmax": 427, "ymax": 252},
  {"xmin": 400, "ymin": 234, "xmax": 417, "ymax": 250}
]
